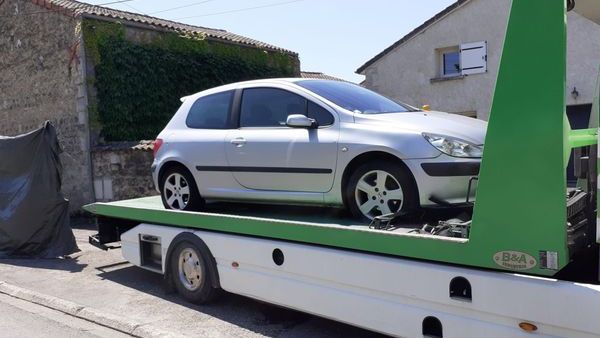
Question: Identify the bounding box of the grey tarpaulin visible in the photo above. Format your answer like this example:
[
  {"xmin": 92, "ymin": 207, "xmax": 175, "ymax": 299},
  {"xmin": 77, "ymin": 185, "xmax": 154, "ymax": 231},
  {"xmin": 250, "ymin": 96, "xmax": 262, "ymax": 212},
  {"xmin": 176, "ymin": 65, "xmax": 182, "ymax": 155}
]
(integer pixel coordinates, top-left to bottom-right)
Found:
[{"xmin": 0, "ymin": 121, "xmax": 78, "ymax": 257}]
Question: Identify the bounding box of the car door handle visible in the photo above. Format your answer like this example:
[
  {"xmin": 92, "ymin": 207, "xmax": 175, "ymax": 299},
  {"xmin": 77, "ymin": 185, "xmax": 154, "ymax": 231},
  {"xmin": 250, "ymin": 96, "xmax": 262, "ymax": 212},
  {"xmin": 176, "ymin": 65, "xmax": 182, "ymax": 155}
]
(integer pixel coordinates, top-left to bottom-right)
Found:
[{"xmin": 230, "ymin": 138, "xmax": 246, "ymax": 147}]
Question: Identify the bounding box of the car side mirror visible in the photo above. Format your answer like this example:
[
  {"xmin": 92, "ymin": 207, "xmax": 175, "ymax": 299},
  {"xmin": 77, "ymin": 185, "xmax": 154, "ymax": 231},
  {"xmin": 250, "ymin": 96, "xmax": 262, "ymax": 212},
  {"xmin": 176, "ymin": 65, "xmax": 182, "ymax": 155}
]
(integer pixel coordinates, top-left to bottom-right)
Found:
[{"xmin": 286, "ymin": 114, "xmax": 317, "ymax": 128}]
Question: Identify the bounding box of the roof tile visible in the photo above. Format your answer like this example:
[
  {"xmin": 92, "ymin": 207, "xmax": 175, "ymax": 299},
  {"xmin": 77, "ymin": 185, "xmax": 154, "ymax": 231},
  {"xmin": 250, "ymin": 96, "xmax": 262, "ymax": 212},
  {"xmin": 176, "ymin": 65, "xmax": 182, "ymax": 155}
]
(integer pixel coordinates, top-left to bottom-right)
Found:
[
  {"xmin": 300, "ymin": 71, "xmax": 346, "ymax": 82},
  {"xmin": 32, "ymin": 0, "xmax": 296, "ymax": 55}
]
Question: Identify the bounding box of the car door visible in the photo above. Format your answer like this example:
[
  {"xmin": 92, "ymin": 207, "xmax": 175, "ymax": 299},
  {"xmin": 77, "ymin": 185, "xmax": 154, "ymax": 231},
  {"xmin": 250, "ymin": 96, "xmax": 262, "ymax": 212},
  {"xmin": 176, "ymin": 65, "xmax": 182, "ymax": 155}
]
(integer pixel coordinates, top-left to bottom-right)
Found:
[{"xmin": 224, "ymin": 87, "xmax": 339, "ymax": 193}]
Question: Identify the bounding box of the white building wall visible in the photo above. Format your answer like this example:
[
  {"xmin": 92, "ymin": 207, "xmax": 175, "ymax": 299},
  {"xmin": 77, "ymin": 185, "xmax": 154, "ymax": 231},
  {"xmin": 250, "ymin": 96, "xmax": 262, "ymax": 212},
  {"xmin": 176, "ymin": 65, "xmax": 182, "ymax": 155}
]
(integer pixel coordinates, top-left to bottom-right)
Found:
[
  {"xmin": 362, "ymin": 0, "xmax": 600, "ymax": 120},
  {"xmin": 567, "ymin": 11, "xmax": 600, "ymax": 107}
]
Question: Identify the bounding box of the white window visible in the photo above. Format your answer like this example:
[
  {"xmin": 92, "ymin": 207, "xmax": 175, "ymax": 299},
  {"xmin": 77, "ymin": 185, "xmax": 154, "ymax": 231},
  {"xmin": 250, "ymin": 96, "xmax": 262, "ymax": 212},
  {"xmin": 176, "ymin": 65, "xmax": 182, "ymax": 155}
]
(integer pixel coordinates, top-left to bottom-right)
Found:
[
  {"xmin": 437, "ymin": 41, "xmax": 487, "ymax": 78},
  {"xmin": 440, "ymin": 47, "xmax": 461, "ymax": 77}
]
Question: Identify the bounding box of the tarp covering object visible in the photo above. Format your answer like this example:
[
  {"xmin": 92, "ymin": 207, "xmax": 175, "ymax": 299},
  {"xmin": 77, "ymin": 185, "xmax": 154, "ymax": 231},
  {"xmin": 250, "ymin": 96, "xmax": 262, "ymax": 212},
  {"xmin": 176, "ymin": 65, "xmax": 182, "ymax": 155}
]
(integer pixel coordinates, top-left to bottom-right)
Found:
[{"xmin": 0, "ymin": 121, "xmax": 78, "ymax": 257}]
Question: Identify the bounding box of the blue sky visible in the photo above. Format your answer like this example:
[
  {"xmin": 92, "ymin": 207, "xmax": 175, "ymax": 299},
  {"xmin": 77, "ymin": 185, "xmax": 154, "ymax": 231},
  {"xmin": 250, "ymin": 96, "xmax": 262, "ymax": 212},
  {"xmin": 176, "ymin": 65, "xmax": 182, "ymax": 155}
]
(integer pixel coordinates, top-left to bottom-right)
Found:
[{"xmin": 89, "ymin": 0, "xmax": 456, "ymax": 82}]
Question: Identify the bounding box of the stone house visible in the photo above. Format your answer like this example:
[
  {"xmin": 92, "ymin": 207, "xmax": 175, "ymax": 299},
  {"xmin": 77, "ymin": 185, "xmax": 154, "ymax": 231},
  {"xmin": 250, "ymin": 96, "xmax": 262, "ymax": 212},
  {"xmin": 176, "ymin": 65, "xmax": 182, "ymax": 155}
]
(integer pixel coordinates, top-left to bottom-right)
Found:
[
  {"xmin": 356, "ymin": 0, "xmax": 600, "ymax": 123},
  {"xmin": 0, "ymin": 0, "xmax": 299, "ymax": 212}
]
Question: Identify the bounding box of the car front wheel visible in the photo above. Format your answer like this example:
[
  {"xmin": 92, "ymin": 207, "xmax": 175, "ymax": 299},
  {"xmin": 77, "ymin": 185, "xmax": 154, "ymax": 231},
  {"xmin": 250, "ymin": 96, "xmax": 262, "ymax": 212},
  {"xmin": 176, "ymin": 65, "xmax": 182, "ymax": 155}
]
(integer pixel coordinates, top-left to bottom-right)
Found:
[{"xmin": 346, "ymin": 161, "xmax": 418, "ymax": 221}]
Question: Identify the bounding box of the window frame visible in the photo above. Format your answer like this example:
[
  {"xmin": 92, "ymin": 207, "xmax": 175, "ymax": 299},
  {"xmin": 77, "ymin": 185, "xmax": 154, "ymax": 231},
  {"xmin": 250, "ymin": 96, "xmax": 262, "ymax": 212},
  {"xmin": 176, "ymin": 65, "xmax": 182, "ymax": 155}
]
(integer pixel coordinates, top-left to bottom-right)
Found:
[
  {"xmin": 185, "ymin": 90, "xmax": 236, "ymax": 130},
  {"xmin": 438, "ymin": 46, "xmax": 461, "ymax": 78},
  {"xmin": 307, "ymin": 100, "xmax": 335, "ymax": 127},
  {"xmin": 235, "ymin": 86, "xmax": 336, "ymax": 129}
]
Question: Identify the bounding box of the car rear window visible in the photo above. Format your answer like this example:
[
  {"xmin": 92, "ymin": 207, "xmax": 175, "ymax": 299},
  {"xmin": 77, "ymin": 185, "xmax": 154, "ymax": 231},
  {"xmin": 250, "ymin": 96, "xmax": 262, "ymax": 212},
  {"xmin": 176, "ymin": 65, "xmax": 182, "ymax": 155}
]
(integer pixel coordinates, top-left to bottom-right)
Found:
[{"xmin": 186, "ymin": 91, "xmax": 233, "ymax": 129}]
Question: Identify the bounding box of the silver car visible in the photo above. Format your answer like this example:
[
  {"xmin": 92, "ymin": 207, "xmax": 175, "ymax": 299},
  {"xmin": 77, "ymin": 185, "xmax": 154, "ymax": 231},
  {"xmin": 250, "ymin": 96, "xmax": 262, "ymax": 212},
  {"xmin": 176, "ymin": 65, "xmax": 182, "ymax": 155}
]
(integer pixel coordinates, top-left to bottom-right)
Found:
[{"xmin": 152, "ymin": 79, "xmax": 486, "ymax": 221}]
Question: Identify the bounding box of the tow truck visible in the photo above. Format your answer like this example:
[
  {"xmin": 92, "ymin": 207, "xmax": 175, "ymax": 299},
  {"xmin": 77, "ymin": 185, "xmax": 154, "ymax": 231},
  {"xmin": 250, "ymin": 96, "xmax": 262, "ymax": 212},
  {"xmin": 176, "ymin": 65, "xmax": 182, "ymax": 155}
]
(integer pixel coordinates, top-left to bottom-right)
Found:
[{"xmin": 85, "ymin": 1, "xmax": 600, "ymax": 337}]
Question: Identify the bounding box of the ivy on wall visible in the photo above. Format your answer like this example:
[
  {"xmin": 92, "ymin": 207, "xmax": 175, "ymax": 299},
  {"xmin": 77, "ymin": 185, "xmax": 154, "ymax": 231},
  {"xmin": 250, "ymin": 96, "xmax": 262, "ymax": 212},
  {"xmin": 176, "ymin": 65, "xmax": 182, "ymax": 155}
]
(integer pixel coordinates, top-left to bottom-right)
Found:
[{"xmin": 82, "ymin": 20, "xmax": 297, "ymax": 141}]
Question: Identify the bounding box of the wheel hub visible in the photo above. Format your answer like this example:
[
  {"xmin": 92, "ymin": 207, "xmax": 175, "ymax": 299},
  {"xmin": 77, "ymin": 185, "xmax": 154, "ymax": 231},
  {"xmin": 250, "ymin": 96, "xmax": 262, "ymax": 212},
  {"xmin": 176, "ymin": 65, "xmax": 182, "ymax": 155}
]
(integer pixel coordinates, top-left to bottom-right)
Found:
[
  {"xmin": 163, "ymin": 173, "xmax": 191, "ymax": 210},
  {"xmin": 178, "ymin": 248, "xmax": 202, "ymax": 291},
  {"xmin": 354, "ymin": 169, "xmax": 404, "ymax": 220}
]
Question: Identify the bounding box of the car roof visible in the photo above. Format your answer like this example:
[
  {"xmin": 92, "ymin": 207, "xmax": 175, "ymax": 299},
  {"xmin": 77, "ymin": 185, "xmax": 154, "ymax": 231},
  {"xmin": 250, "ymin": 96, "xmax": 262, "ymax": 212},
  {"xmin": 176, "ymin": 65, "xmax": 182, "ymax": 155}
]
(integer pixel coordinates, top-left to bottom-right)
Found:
[{"xmin": 179, "ymin": 78, "xmax": 338, "ymax": 102}]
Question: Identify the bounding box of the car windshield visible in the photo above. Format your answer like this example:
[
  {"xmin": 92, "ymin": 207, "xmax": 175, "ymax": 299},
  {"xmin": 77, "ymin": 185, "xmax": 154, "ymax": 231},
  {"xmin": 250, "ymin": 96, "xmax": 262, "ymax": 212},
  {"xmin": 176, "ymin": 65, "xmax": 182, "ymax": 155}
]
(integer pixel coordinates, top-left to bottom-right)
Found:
[{"xmin": 295, "ymin": 80, "xmax": 416, "ymax": 114}]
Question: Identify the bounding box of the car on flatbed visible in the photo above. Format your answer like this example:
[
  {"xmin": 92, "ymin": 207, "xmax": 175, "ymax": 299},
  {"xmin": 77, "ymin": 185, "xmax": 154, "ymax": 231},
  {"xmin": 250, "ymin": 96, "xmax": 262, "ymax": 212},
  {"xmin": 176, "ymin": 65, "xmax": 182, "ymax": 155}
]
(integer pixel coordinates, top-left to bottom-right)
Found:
[{"xmin": 152, "ymin": 78, "xmax": 486, "ymax": 220}]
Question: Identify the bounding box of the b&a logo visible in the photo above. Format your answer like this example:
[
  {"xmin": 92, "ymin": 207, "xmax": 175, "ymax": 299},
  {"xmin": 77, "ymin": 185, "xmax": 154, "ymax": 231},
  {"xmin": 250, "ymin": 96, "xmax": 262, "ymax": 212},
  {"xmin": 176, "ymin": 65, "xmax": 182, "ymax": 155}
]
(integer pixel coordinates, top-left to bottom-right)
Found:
[{"xmin": 493, "ymin": 251, "xmax": 536, "ymax": 270}]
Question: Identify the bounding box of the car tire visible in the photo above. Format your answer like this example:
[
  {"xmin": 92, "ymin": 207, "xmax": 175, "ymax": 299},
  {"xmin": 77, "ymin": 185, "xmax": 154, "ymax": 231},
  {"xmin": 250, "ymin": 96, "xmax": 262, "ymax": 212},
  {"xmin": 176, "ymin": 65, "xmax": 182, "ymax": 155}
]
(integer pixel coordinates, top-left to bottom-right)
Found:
[
  {"xmin": 169, "ymin": 240, "xmax": 220, "ymax": 304},
  {"xmin": 345, "ymin": 160, "xmax": 418, "ymax": 222},
  {"xmin": 159, "ymin": 166, "xmax": 204, "ymax": 211}
]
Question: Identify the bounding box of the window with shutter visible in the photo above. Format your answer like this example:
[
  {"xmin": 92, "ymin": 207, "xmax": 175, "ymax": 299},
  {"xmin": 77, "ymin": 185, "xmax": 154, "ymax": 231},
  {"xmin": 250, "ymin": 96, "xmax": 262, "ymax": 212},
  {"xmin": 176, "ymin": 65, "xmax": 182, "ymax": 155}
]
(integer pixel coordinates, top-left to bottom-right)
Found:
[
  {"xmin": 460, "ymin": 41, "xmax": 487, "ymax": 75},
  {"xmin": 443, "ymin": 50, "xmax": 461, "ymax": 76},
  {"xmin": 437, "ymin": 46, "xmax": 461, "ymax": 78}
]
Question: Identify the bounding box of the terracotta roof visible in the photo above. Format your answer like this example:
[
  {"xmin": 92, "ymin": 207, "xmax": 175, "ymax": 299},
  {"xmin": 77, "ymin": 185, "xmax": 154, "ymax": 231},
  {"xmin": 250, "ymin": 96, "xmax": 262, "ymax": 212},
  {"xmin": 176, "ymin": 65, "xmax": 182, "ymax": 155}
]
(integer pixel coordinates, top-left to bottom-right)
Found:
[
  {"xmin": 132, "ymin": 140, "xmax": 154, "ymax": 151},
  {"xmin": 92, "ymin": 140, "xmax": 154, "ymax": 151},
  {"xmin": 356, "ymin": 0, "xmax": 470, "ymax": 74},
  {"xmin": 300, "ymin": 71, "xmax": 346, "ymax": 82},
  {"xmin": 30, "ymin": 0, "xmax": 297, "ymax": 55}
]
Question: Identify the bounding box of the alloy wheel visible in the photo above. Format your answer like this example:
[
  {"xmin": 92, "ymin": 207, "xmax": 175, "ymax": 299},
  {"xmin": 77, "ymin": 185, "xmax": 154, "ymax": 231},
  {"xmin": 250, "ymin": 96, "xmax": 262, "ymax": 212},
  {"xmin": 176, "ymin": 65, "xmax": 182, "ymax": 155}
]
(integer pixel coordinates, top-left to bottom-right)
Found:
[
  {"xmin": 163, "ymin": 173, "xmax": 191, "ymax": 210},
  {"xmin": 354, "ymin": 170, "xmax": 404, "ymax": 220}
]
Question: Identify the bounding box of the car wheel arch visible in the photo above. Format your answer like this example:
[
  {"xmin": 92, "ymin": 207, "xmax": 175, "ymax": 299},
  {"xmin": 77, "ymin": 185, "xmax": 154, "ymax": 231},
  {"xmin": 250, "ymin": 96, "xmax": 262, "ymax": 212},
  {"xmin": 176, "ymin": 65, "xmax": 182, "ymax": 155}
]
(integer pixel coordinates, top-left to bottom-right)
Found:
[
  {"xmin": 158, "ymin": 161, "xmax": 195, "ymax": 190},
  {"xmin": 340, "ymin": 151, "xmax": 420, "ymax": 208}
]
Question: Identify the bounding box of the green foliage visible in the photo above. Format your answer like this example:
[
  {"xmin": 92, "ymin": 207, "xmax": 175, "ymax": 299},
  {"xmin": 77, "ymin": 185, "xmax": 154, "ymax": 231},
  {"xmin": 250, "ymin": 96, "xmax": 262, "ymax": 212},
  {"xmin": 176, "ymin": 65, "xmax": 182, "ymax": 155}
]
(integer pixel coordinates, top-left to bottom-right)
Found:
[{"xmin": 82, "ymin": 19, "xmax": 297, "ymax": 141}]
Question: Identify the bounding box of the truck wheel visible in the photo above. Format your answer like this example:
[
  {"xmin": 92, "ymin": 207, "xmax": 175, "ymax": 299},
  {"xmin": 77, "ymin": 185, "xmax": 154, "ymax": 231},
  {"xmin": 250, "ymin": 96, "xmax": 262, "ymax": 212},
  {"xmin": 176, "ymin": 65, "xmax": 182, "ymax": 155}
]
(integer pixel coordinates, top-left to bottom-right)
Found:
[
  {"xmin": 170, "ymin": 240, "xmax": 219, "ymax": 304},
  {"xmin": 160, "ymin": 166, "xmax": 204, "ymax": 211},
  {"xmin": 345, "ymin": 161, "xmax": 418, "ymax": 222}
]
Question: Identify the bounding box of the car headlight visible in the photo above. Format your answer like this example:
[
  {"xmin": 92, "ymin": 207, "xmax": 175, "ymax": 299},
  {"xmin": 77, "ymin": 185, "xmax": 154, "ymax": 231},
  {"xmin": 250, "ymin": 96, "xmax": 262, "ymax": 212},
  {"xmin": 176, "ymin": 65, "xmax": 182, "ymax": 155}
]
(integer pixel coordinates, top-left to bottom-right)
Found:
[{"xmin": 423, "ymin": 133, "xmax": 483, "ymax": 158}]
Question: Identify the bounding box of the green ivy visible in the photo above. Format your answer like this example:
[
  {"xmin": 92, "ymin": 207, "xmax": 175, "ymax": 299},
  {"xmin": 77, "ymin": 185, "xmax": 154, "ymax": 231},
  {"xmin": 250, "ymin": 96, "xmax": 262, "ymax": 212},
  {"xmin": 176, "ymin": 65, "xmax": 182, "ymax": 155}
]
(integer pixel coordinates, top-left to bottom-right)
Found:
[{"xmin": 82, "ymin": 19, "xmax": 297, "ymax": 141}]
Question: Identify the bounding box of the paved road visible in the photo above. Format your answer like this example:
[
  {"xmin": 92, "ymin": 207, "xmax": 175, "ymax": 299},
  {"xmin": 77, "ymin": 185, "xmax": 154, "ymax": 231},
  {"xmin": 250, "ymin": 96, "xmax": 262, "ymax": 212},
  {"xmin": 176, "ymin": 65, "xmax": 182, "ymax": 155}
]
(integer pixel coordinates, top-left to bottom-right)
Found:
[
  {"xmin": 0, "ymin": 224, "xmax": 386, "ymax": 338},
  {"xmin": 0, "ymin": 292, "xmax": 131, "ymax": 338}
]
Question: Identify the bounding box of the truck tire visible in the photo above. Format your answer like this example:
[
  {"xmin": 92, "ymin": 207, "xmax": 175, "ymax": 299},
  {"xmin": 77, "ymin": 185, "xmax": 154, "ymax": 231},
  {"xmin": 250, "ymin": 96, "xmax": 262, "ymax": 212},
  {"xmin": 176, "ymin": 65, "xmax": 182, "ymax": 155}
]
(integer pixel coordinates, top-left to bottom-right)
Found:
[
  {"xmin": 159, "ymin": 166, "xmax": 204, "ymax": 211},
  {"xmin": 345, "ymin": 160, "xmax": 418, "ymax": 222},
  {"xmin": 169, "ymin": 240, "xmax": 220, "ymax": 304}
]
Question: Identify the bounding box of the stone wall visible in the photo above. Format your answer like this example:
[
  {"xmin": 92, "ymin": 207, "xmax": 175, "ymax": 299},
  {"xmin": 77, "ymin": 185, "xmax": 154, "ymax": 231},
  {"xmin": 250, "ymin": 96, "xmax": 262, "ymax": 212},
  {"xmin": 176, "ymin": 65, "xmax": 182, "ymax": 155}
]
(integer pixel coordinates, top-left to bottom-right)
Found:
[
  {"xmin": 0, "ymin": 0, "xmax": 93, "ymax": 213},
  {"xmin": 91, "ymin": 143, "xmax": 156, "ymax": 201},
  {"xmin": 1, "ymin": 1, "xmax": 300, "ymax": 213}
]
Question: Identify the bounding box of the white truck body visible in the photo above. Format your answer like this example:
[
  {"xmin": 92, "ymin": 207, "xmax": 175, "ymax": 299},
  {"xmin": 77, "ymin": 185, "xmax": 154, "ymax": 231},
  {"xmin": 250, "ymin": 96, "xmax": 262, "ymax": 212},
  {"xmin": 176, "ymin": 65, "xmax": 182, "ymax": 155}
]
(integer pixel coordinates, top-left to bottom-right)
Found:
[{"xmin": 121, "ymin": 223, "xmax": 600, "ymax": 338}]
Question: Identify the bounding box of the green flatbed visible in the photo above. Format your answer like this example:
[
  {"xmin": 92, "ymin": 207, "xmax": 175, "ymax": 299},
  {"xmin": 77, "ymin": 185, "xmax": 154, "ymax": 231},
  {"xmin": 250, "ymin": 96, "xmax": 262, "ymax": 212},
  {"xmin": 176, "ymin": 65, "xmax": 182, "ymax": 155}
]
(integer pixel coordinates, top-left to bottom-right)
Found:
[
  {"xmin": 84, "ymin": 189, "xmax": 588, "ymax": 279},
  {"xmin": 86, "ymin": 196, "xmax": 506, "ymax": 273}
]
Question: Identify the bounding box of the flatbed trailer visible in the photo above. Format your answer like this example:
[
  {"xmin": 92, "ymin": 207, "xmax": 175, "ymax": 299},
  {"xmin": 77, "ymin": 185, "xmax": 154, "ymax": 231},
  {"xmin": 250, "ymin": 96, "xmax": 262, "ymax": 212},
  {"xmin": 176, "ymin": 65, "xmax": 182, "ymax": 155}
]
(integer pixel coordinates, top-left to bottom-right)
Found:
[
  {"xmin": 84, "ymin": 1, "xmax": 600, "ymax": 337},
  {"xmin": 86, "ymin": 197, "xmax": 600, "ymax": 338}
]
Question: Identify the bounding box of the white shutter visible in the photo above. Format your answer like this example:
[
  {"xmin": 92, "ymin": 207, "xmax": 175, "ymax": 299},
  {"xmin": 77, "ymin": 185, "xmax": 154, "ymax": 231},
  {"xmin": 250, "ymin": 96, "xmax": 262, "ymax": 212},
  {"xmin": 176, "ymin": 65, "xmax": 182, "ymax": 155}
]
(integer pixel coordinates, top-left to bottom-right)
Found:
[{"xmin": 460, "ymin": 41, "xmax": 487, "ymax": 75}]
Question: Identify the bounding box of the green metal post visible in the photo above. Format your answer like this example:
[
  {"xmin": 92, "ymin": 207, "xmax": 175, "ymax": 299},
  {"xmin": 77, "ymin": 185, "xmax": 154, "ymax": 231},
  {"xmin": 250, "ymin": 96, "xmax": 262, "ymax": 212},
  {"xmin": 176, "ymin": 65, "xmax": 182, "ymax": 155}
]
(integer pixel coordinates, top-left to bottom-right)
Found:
[
  {"xmin": 470, "ymin": 0, "xmax": 569, "ymax": 271},
  {"xmin": 596, "ymin": 67, "xmax": 600, "ymax": 240}
]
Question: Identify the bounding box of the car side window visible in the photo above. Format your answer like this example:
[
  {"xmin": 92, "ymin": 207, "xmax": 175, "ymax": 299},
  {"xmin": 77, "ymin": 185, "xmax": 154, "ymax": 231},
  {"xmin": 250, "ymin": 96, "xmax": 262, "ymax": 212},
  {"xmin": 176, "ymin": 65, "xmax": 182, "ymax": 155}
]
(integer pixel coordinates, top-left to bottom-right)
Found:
[
  {"xmin": 307, "ymin": 101, "xmax": 334, "ymax": 126},
  {"xmin": 240, "ymin": 88, "xmax": 307, "ymax": 127},
  {"xmin": 186, "ymin": 91, "xmax": 233, "ymax": 129}
]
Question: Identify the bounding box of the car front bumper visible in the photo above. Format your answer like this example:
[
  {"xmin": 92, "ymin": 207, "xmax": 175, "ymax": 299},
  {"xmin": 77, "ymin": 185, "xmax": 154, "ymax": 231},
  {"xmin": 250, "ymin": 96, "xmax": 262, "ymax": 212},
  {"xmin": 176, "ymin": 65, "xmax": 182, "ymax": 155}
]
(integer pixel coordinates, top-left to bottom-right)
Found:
[
  {"xmin": 420, "ymin": 161, "xmax": 480, "ymax": 177},
  {"xmin": 405, "ymin": 156, "xmax": 480, "ymax": 206}
]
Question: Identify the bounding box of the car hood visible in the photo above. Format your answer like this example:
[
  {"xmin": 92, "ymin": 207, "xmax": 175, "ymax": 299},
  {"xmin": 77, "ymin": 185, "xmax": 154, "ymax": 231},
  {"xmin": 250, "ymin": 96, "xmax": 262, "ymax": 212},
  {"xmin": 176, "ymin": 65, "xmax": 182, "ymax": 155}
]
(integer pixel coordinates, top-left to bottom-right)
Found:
[{"xmin": 353, "ymin": 111, "xmax": 487, "ymax": 145}]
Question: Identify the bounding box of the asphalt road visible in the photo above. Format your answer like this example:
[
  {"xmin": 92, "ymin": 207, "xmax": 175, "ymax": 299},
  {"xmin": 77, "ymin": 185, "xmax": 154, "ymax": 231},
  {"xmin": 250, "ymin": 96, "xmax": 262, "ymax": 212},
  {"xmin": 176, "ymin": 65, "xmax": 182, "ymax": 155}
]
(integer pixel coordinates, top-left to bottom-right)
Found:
[
  {"xmin": 0, "ymin": 222, "xmax": 386, "ymax": 338},
  {"xmin": 0, "ymin": 292, "xmax": 131, "ymax": 338}
]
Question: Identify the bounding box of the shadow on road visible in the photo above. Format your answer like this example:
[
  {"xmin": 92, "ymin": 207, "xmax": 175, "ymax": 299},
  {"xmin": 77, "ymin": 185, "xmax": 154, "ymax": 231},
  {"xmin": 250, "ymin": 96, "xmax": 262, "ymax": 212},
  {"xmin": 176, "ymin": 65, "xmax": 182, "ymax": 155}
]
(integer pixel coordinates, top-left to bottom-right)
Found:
[
  {"xmin": 97, "ymin": 264, "xmax": 386, "ymax": 337},
  {"xmin": 0, "ymin": 256, "xmax": 87, "ymax": 273}
]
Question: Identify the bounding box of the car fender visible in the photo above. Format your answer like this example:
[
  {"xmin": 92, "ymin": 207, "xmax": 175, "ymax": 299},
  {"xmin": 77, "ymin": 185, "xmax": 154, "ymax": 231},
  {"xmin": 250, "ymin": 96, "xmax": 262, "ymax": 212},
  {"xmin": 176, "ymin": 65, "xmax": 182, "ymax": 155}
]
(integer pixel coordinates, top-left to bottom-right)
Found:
[
  {"xmin": 337, "ymin": 122, "xmax": 440, "ymax": 160},
  {"xmin": 323, "ymin": 124, "xmax": 440, "ymax": 206},
  {"xmin": 154, "ymin": 151, "xmax": 195, "ymax": 184}
]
